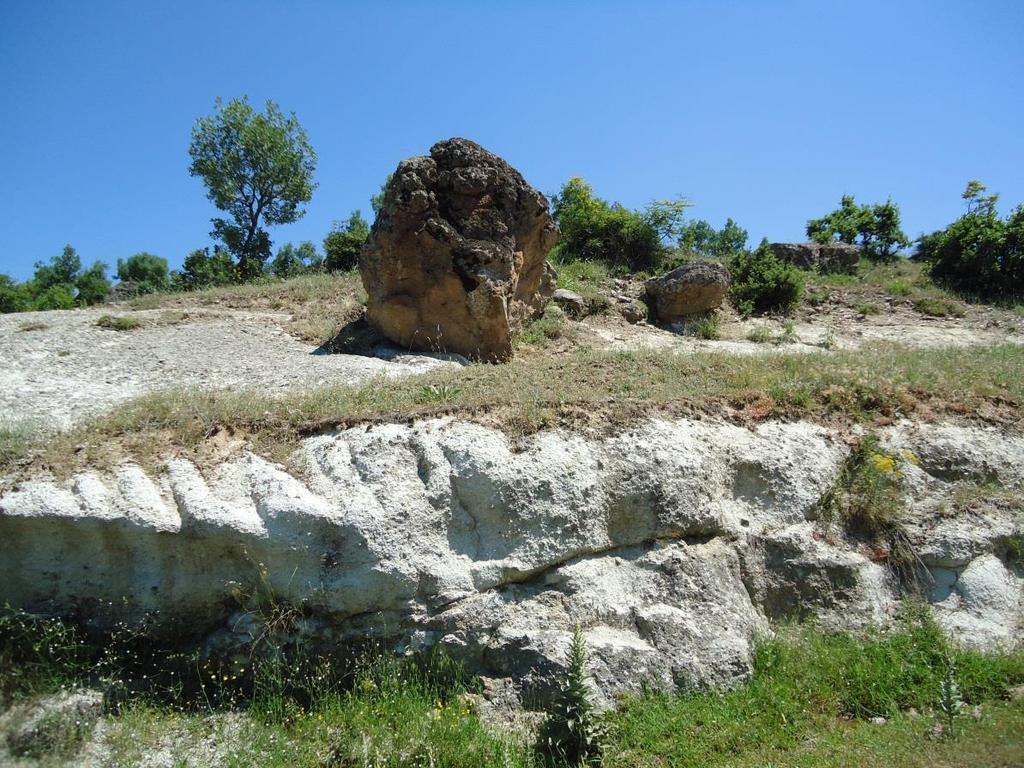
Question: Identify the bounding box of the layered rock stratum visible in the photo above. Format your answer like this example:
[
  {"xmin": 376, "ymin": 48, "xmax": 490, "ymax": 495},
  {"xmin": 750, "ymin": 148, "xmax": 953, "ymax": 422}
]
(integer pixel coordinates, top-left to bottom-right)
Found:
[{"xmin": 2, "ymin": 417, "xmax": 1020, "ymax": 709}]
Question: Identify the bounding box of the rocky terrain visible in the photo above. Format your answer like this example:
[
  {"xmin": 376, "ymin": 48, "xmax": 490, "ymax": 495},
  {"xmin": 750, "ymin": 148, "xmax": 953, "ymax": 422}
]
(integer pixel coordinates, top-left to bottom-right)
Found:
[{"xmin": 2, "ymin": 417, "xmax": 1021, "ymax": 715}]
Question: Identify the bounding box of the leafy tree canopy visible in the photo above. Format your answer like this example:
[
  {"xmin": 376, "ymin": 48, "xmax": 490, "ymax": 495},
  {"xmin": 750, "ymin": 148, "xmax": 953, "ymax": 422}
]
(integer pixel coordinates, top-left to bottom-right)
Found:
[
  {"xmin": 172, "ymin": 247, "xmax": 238, "ymax": 291},
  {"xmin": 807, "ymin": 195, "xmax": 910, "ymax": 262},
  {"xmin": 677, "ymin": 218, "xmax": 749, "ymax": 261},
  {"xmin": 189, "ymin": 97, "xmax": 317, "ymax": 280}
]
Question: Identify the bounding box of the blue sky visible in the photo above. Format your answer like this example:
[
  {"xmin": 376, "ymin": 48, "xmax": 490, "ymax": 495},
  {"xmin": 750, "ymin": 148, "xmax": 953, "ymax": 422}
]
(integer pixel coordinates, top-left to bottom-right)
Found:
[{"xmin": 1, "ymin": 0, "xmax": 1022, "ymax": 280}]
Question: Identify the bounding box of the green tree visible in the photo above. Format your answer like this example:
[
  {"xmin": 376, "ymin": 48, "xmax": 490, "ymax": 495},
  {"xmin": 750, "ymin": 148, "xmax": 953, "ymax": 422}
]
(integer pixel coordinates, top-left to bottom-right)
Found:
[
  {"xmin": 807, "ymin": 195, "xmax": 909, "ymax": 261},
  {"xmin": 915, "ymin": 181, "xmax": 1022, "ymax": 298},
  {"xmin": 677, "ymin": 217, "xmax": 749, "ymax": 260},
  {"xmin": 75, "ymin": 261, "xmax": 111, "ymax": 306},
  {"xmin": 31, "ymin": 244, "xmax": 81, "ymax": 293},
  {"xmin": 171, "ymin": 247, "xmax": 238, "ymax": 290},
  {"xmin": 0, "ymin": 275, "xmax": 32, "ymax": 314},
  {"xmin": 188, "ymin": 97, "xmax": 317, "ymax": 280},
  {"xmin": 270, "ymin": 240, "xmax": 320, "ymax": 278},
  {"xmin": 550, "ymin": 177, "xmax": 689, "ymax": 272},
  {"xmin": 323, "ymin": 211, "xmax": 370, "ymax": 272},
  {"xmin": 116, "ymin": 253, "xmax": 170, "ymax": 295}
]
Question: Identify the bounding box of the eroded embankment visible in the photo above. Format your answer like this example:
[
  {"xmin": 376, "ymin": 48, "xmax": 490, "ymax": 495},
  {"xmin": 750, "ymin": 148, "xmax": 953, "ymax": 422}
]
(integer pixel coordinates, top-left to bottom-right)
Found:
[{"xmin": 1, "ymin": 417, "xmax": 1021, "ymax": 708}]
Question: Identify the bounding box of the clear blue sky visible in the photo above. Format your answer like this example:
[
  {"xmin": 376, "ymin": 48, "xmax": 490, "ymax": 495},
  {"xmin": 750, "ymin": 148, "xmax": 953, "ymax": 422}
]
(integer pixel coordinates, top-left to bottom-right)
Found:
[{"xmin": 1, "ymin": 0, "xmax": 1022, "ymax": 280}]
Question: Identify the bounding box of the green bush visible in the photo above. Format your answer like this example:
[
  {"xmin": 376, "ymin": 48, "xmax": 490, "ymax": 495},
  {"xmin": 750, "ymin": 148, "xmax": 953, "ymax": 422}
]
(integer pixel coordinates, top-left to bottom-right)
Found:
[
  {"xmin": 915, "ymin": 181, "xmax": 1024, "ymax": 299},
  {"xmin": 551, "ymin": 177, "xmax": 688, "ymax": 273},
  {"xmin": 31, "ymin": 284, "xmax": 76, "ymax": 311},
  {"xmin": 0, "ymin": 275, "xmax": 32, "ymax": 313},
  {"xmin": 729, "ymin": 239, "xmax": 805, "ymax": 316}
]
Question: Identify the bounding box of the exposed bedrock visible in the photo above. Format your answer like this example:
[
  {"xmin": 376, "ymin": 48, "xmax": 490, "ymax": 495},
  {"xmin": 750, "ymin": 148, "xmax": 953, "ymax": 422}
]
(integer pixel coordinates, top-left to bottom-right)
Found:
[{"xmin": 1, "ymin": 419, "xmax": 1021, "ymax": 708}]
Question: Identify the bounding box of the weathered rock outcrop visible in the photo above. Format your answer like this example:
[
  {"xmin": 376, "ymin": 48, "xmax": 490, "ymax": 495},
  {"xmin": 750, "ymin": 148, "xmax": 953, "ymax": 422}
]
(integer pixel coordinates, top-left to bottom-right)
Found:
[
  {"xmin": 361, "ymin": 138, "xmax": 559, "ymax": 361},
  {"xmin": 769, "ymin": 241, "xmax": 860, "ymax": 274},
  {"xmin": 644, "ymin": 261, "xmax": 730, "ymax": 322},
  {"xmin": 3, "ymin": 419, "xmax": 1021, "ymax": 709}
]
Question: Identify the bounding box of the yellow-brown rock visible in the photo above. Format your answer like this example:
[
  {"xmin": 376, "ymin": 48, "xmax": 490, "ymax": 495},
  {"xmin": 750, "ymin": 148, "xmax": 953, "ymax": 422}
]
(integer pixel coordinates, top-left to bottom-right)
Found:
[{"xmin": 361, "ymin": 138, "xmax": 558, "ymax": 361}]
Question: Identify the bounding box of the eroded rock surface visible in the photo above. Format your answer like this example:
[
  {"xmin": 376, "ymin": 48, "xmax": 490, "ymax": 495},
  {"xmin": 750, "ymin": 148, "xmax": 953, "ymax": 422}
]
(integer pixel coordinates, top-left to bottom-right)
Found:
[
  {"xmin": 770, "ymin": 241, "xmax": 860, "ymax": 274},
  {"xmin": 361, "ymin": 138, "xmax": 559, "ymax": 361},
  {"xmin": 1, "ymin": 419, "xmax": 1021, "ymax": 710}
]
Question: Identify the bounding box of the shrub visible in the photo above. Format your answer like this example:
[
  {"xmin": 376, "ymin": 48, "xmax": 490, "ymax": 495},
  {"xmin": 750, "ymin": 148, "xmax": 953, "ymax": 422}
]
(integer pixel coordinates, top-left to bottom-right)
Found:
[
  {"xmin": 31, "ymin": 284, "xmax": 76, "ymax": 311},
  {"xmin": 323, "ymin": 211, "xmax": 369, "ymax": 272},
  {"xmin": 915, "ymin": 181, "xmax": 1024, "ymax": 299},
  {"xmin": 116, "ymin": 253, "xmax": 170, "ymax": 295},
  {"xmin": 729, "ymin": 239, "xmax": 805, "ymax": 316},
  {"xmin": 551, "ymin": 177, "xmax": 689, "ymax": 273}
]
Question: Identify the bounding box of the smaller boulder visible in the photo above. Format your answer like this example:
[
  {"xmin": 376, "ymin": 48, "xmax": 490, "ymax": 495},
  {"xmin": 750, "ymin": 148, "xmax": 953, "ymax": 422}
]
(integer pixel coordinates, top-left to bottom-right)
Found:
[
  {"xmin": 644, "ymin": 261, "xmax": 730, "ymax": 322},
  {"xmin": 552, "ymin": 288, "xmax": 588, "ymax": 319},
  {"xmin": 617, "ymin": 298, "xmax": 648, "ymax": 324},
  {"xmin": 769, "ymin": 242, "xmax": 859, "ymax": 274}
]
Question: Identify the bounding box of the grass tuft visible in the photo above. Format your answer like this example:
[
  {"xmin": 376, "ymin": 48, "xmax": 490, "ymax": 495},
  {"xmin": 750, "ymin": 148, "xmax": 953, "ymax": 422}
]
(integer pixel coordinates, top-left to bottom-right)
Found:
[{"xmin": 96, "ymin": 314, "xmax": 143, "ymax": 331}]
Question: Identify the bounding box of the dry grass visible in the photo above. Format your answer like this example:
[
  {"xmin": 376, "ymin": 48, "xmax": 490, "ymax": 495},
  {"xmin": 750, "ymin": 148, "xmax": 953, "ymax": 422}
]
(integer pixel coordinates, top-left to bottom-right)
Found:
[
  {"xmin": 127, "ymin": 272, "xmax": 365, "ymax": 345},
  {"xmin": 5, "ymin": 342, "xmax": 1021, "ymax": 480}
]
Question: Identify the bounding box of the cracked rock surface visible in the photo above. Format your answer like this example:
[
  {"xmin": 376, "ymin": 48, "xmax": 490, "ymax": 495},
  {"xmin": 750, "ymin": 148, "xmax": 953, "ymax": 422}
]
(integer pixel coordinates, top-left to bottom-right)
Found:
[{"xmin": 1, "ymin": 418, "xmax": 1021, "ymax": 708}]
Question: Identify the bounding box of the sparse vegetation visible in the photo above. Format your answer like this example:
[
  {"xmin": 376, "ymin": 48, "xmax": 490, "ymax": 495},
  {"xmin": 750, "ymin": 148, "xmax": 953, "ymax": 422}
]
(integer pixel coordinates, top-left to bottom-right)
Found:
[
  {"xmin": 679, "ymin": 312, "xmax": 720, "ymax": 340},
  {"xmin": 2, "ymin": 604, "xmax": 1021, "ymax": 767},
  {"xmin": 515, "ymin": 304, "xmax": 568, "ymax": 348},
  {"xmin": 5, "ymin": 342, "xmax": 1021, "ymax": 478}
]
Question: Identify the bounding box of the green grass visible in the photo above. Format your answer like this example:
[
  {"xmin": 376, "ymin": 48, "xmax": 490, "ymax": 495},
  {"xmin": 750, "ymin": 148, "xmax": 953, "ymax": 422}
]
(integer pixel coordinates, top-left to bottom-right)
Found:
[
  {"xmin": 554, "ymin": 259, "xmax": 613, "ymax": 315},
  {"xmin": 2, "ymin": 605, "xmax": 1022, "ymax": 767},
  {"xmin": 515, "ymin": 303, "xmax": 569, "ymax": 348},
  {"xmin": 95, "ymin": 314, "xmax": 143, "ymax": 331},
  {"xmin": 6, "ymin": 343, "xmax": 1022, "ymax": 477}
]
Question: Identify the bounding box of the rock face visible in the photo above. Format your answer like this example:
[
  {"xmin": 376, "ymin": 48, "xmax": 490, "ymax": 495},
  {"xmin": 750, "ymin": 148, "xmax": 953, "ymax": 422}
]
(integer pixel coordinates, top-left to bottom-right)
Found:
[
  {"xmin": 361, "ymin": 138, "xmax": 559, "ymax": 361},
  {"xmin": 3, "ymin": 419, "xmax": 1021, "ymax": 710},
  {"xmin": 769, "ymin": 242, "xmax": 860, "ymax": 274},
  {"xmin": 644, "ymin": 261, "xmax": 730, "ymax": 321}
]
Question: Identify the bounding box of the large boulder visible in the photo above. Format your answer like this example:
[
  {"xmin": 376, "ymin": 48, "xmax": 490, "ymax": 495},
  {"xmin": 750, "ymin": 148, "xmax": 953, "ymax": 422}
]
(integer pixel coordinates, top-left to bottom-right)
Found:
[
  {"xmin": 644, "ymin": 261, "xmax": 730, "ymax": 321},
  {"xmin": 361, "ymin": 138, "xmax": 558, "ymax": 361},
  {"xmin": 769, "ymin": 242, "xmax": 860, "ymax": 274}
]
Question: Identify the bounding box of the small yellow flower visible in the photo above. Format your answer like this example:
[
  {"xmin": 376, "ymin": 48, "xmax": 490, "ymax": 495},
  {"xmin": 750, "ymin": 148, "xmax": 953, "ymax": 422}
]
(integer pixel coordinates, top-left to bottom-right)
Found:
[{"xmin": 869, "ymin": 453, "xmax": 897, "ymax": 474}]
